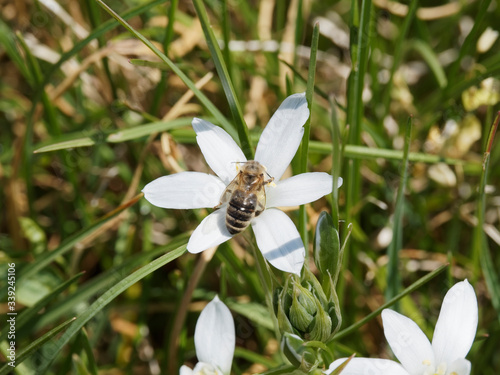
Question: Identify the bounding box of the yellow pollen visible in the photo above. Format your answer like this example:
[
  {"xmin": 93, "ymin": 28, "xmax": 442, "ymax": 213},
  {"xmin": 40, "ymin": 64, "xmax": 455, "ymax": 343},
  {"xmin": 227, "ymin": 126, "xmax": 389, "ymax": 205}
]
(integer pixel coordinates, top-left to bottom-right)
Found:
[{"xmin": 422, "ymin": 359, "xmax": 432, "ymax": 366}]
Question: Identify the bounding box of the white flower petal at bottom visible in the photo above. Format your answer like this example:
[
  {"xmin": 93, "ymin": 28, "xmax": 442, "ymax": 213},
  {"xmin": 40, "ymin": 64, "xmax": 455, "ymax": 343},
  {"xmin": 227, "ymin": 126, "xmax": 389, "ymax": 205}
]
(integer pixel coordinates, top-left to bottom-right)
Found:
[
  {"xmin": 254, "ymin": 93, "xmax": 309, "ymax": 181},
  {"xmin": 251, "ymin": 208, "xmax": 305, "ymax": 275},
  {"xmin": 180, "ymin": 365, "xmax": 194, "ymax": 375},
  {"xmin": 382, "ymin": 309, "xmax": 435, "ymax": 375},
  {"xmin": 194, "ymin": 297, "xmax": 235, "ymax": 375},
  {"xmin": 192, "ymin": 118, "xmax": 247, "ymax": 185},
  {"xmin": 142, "ymin": 172, "xmax": 226, "ymax": 209},
  {"xmin": 325, "ymin": 358, "xmax": 409, "ymax": 375},
  {"xmin": 447, "ymin": 358, "xmax": 472, "ymax": 375},
  {"xmin": 266, "ymin": 172, "xmax": 340, "ymax": 208},
  {"xmin": 432, "ymin": 280, "xmax": 478, "ymax": 367},
  {"xmin": 187, "ymin": 208, "xmax": 233, "ymax": 254}
]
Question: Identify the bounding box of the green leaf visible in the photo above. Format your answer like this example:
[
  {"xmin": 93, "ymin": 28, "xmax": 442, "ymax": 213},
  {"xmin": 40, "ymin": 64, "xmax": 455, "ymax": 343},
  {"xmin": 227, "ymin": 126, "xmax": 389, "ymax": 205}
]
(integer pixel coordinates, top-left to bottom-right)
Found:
[
  {"xmin": 333, "ymin": 263, "xmax": 448, "ymax": 341},
  {"xmin": 34, "ymin": 117, "xmax": 192, "ymax": 153},
  {"xmin": 30, "ymin": 244, "xmax": 187, "ymax": 372},
  {"xmin": 95, "ymin": 0, "xmax": 239, "ymax": 141},
  {"xmin": 385, "ymin": 116, "xmax": 413, "ymax": 302},
  {"xmin": 475, "ymin": 112, "xmax": 500, "ymax": 322},
  {"xmin": 10, "ymin": 194, "xmax": 141, "ymax": 292},
  {"xmin": 313, "ymin": 212, "xmax": 340, "ymax": 282},
  {"xmin": 298, "ymin": 22, "xmax": 320, "ymax": 252},
  {"xmin": 191, "ymin": 0, "xmax": 252, "ymax": 158},
  {"xmin": 0, "ymin": 318, "xmax": 76, "ymax": 375},
  {"xmin": 226, "ymin": 300, "xmax": 274, "ymax": 330}
]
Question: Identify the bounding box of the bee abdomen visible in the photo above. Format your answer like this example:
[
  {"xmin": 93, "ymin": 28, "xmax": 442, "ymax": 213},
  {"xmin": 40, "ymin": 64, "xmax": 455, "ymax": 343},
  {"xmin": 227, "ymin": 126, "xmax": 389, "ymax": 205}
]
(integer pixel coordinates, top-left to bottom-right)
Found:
[{"xmin": 226, "ymin": 191, "xmax": 257, "ymax": 235}]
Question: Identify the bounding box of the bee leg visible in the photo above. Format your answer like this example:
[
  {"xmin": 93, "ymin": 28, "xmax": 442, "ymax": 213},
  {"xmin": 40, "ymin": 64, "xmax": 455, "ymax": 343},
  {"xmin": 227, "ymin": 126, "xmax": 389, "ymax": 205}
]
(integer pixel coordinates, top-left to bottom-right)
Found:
[
  {"xmin": 265, "ymin": 177, "xmax": 276, "ymax": 187},
  {"xmin": 255, "ymin": 201, "xmax": 265, "ymax": 217}
]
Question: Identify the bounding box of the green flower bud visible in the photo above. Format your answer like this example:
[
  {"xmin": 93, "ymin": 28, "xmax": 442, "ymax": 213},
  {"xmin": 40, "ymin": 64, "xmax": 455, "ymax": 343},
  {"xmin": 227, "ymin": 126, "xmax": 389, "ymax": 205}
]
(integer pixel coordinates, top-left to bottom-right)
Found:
[
  {"xmin": 289, "ymin": 285, "xmax": 314, "ymax": 331},
  {"xmin": 308, "ymin": 298, "xmax": 332, "ymax": 342},
  {"xmin": 313, "ymin": 212, "xmax": 340, "ymax": 281},
  {"xmin": 277, "ymin": 295, "xmax": 294, "ymax": 334},
  {"xmin": 295, "ymin": 282, "xmax": 317, "ymax": 316},
  {"xmin": 281, "ymin": 333, "xmax": 318, "ymax": 373}
]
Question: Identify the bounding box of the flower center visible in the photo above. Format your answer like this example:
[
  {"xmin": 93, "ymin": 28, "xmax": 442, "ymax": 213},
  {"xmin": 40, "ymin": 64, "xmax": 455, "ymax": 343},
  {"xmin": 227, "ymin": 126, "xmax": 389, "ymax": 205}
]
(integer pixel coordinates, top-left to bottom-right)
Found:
[
  {"xmin": 193, "ymin": 362, "xmax": 223, "ymax": 375},
  {"xmin": 422, "ymin": 360, "xmax": 448, "ymax": 375}
]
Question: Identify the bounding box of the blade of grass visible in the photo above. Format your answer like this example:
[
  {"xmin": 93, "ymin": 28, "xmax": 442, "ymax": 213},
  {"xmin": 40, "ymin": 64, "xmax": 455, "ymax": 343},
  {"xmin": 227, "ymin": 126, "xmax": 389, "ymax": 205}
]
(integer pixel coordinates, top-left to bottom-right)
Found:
[
  {"xmin": 95, "ymin": 0, "xmax": 239, "ymax": 141},
  {"xmin": 168, "ymin": 128, "xmax": 481, "ymax": 168},
  {"xmin": 2, "ymin": 273, "xmax": 84, "ymax": 341},
  {"xmin": 31, "ymin": 244, "xmax": 187, "ymax": 373},
  {"xmin": 333, "ymin": 263, "xmax": 448, "ymax": 341},
  {"xmin": 33, "ymin": 234, "xmax": 190, "ymax": 330},
  {"xmin": 343, "ymin": 0, "xmax": 373, "ymax": 300},
  {"xmin": 9, "ymin": 194, "xmax": 142, "ymax": 291},
  {"xmin": 33, "ymin": 117, "xmax": 193, "ymax": 153},
  {"xmin": 298, "ymin": 22, "xmax": 320, "ymax": 251},
  {"xmin": 475, "ymin": 112, "xmax": 500, "ymax": 322},
  {"xmin": 444, "ymin": 0, "xmax": 492, "ymax": 98},
  {"xmin": 221, "ymin": 0, "xmax": 233, "ymax": 76},
  {"xmin": 385, "ymin": 116, "xmax": 413, "ymax": 302},
  {"xmin": 330, "ymin": 99, "xmax": 342, "ymax": 231},
  {"xmin": 150, "ymin": 0, "xmax": 178, "ymax": 116},
  {"xmin": 0, "ymin": 318, "xmax": 76, "ymax": 375},
  {"xmin": 78, "ymin": 328, "xmax": 98, "ymax": 375},
  {"xmin": 191, "ymin": 0, "xmax": 253, "ymax": 158},
  {"xmin": 279, "ymin": 59, "xmax": 329, "ymax": 100},
  {"xmin": 410, "ymin": 39, "xmax": 447, "ymax": 88},
  {"xmin": 381, "ymin": 0, "xmax": 418, "ymax": 118},
  {"xmin": 84, "ymin": 0, "xmax": 117, "ymax": 100}
]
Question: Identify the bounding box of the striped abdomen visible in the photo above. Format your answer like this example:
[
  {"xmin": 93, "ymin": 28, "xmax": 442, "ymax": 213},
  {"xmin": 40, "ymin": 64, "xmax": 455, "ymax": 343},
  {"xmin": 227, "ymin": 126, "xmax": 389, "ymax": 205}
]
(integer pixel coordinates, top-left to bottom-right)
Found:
[{"xmin": 226, "ymin": 189, "xmax": 258, "ymax": 235}]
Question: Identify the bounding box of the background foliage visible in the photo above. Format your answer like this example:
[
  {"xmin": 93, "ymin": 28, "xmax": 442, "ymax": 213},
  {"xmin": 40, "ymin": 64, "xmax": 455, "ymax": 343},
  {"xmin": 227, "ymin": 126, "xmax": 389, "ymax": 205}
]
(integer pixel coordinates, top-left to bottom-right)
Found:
[{"xmin": 1, "ymin": 0, "xmax": 499, "ymax": 374}]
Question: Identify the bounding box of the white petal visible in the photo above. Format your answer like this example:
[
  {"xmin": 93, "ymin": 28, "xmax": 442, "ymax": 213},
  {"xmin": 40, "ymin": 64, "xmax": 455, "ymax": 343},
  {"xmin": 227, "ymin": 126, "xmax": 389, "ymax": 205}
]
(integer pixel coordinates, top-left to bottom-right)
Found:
[
  {"xmin": 266, "ymin": 173, "xmax": 341, "ymax": 208},
  {"xmin": 325, "ymin": 358, "xmax": 409, "ymax": 375},
  {"xmin": 447, "ymin": 358, "xmax": 471, "ymax": 375},
  {"xmin": 187, "ymin": 207, "xmax": 233, "ymax": 253},
  {"xmin": 193, "ymin": 118, "xmax": 247, "ymax": 185},
  {"xmin": 382, "ymin": 309, "xmax": 435, "ymax": 375},
  {"xmin": 179, "ymin": 365, "xmax": 194, "ymax": 375},
  {"xmin": 195, "ymin": 296, "xmax": 235, "ymax": 375},
  {"xmin": 432, "ymin": 280, "xmax": 478, "ymax": 366},
  {"xmin": 142, "ymin": 172, "xmax": 226, "ymax": 209},
  {"xmin": 251, "ymin": 209, "xmax": 305, "ymax": 275},
  {"xmin": 254, "ymin": 93, "xmax": 309, "ymax": 181},
  {"xmin": 192, "ymin": 362, "xmax": 224, "ymax": 375}
]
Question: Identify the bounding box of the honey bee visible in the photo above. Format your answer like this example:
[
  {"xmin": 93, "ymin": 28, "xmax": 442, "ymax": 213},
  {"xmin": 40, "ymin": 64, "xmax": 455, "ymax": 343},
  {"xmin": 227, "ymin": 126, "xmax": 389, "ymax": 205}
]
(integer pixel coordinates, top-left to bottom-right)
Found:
[{"xmin": 216, "ymin": 161, "xmax": 274, "ymax": 235}]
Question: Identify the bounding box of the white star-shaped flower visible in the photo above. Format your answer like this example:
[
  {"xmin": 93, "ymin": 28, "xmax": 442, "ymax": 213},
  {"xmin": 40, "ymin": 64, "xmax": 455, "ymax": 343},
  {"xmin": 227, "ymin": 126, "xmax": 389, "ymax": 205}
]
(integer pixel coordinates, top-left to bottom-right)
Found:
[
  {"xmin": 180, "ymin": 296, "xmax": 235, "ymax": 375},
  {"xmin": 143, "ymin": 93, "xmax": 342, "ymax": 275},
  {"xmin": 326, "ymin": 280, "xmax": 478, "ymax": 375}
]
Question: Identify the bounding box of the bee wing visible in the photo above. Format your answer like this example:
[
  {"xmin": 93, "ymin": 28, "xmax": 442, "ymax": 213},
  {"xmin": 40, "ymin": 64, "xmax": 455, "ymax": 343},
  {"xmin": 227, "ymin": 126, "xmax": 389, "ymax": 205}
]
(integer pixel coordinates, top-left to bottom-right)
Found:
[
  {"xmin": 255, "ymin": 186, "xmax": 267, "ymax": 213},
  {"xmin": 217, "ymin": 176, "xmax": 240, "ymax": 206}
]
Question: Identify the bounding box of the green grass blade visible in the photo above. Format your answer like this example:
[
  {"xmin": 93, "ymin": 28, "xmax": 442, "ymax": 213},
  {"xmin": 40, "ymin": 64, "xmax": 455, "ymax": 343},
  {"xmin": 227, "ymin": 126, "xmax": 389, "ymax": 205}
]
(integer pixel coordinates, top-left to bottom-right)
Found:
[
  {"xmin": 385, "ymin": 116, "xmax": 413, "ymax": 302},
  {"xmin": 33, "ymin": 235, "xmax": 189, "ymax": 330},
  {"xmin": 0, "ymin": 19, "xmax": 30, "ymax": 81},
  {"xmin": 410, "ymin": 39, "xmax": 447, "ymax": 88},
  {"xmin": 0, "ymin": 318, "xmax": 76, "ymax": 375},
  {"xmin": 330, "ymin": 99, "xmax": 342, "ymax": 230},
  {"xmin": 298, "ymin": 22, "xmax": 320, "ymax": 251},
  {"xmin": 381, "ymin": 0, "xmax": 418, "ymax": 117},
  {"xmin": 34, "ymin": 118, "xmax": 193, "ymax": 153},
  {"xmin": 475, "ymin": 112, "xmax": 500, "ymax": 322},
  {"xmin": 9, "ymin": 195, "xmax": 142, "ymax": 290},
  {"xmin": 343, "ymin": 0, "xmax": 373, "ymax": 263},
  {"xmin": 41, "ymin": 0, "xmax": 166, "ymax": 89},
  {"xmin": 0, "ymin": 273, "xmax": 84, "ymax": 342},
  {"xmin": 333, "ymin": 263, "xmax": 448, "ymax": 341},
  {"xmin": 191, "ymin": 0, "xmax": 253, "ymax": 158},
  {"xmin": 32, "ymin": 244, "xmax": 187, "ymax": 373},
  {"xmin": 95, "ymin": 0, "xmax": 239, "ymax": 141},
  {"xmin": 444, "ymin": 0, "xmax": 492, "ymax": 97}
]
